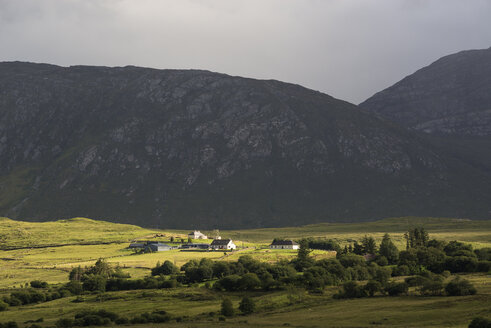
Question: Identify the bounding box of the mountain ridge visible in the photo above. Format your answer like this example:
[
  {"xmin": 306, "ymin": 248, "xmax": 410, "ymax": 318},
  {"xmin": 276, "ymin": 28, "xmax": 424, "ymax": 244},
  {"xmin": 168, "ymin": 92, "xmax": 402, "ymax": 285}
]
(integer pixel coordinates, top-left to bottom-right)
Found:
[{"xmin": 1, "ymin": 61, "xmax": 490, "ymax": 228}]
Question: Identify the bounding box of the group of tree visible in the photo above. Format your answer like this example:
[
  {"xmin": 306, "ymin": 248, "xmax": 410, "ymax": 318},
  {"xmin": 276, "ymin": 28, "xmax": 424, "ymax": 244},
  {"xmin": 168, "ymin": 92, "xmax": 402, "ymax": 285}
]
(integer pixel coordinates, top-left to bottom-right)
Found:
[
  {"xmin": 220, "ymin": 296, "xmax": 256, "ymax": 317},
  {"xmin": 55, "ymin": 309, "xmax": 172, "ymax": 327}
]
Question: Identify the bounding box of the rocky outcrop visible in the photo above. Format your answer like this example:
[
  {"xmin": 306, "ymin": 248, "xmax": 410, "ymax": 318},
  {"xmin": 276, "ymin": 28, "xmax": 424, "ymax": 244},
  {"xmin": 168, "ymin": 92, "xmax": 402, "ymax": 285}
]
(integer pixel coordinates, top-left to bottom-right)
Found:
[{"xmin": 0, "ymin": 62, "xmax": 490, "ymax": 228}]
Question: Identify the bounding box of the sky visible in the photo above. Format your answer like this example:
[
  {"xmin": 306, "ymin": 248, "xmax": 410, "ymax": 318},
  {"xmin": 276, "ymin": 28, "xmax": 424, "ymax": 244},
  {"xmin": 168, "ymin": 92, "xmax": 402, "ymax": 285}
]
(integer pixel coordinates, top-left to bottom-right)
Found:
[{"xmin": 1, "ymin": 0, "xmax": 491, "ymax": 104}]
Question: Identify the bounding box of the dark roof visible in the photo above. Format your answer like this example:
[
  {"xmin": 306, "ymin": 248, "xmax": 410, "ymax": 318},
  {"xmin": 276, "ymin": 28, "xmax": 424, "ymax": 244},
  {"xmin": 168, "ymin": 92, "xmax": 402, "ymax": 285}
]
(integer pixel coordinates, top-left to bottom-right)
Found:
[
  {"xmin": 270, "ymin": 240, "xmax": 298, "ymax": 246},
  {"xmin": 210, "ymin": 239, "xmax": 232, "ymax": 245},
  {"xmin": 148, "ymin": 243, "xmax": 171, "ymax": 247}
]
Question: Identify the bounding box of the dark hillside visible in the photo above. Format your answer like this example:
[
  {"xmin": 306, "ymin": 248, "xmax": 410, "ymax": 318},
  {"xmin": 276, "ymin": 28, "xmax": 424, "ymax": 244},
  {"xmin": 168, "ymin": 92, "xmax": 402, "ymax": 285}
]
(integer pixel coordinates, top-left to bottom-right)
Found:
[{"xmin": 1, "ymin": 62, "xmax": 490, "ymax": 228}]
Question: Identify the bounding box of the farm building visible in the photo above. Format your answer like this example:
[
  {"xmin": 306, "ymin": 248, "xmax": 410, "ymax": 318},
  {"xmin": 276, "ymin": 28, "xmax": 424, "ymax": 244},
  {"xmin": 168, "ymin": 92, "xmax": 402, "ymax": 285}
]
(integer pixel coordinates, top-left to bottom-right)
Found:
[
  {"xmin": 146, "ymin": 242, "xmax": 172, "ymax": 252},
  {"xmin": 269, "ymin": 240, "xmax": 299, "ymax": 250},
  {"xmin": 210, "ymin": 239, "xmax": 236, "ymax": 250},
  {"xmin": 129, "ymin": 242, "xmax": 145, "ymax": 249},
  {"xmin": 188, "ymin": 230, "xmax": 208, "ymax": 239},
  {"xmin": 181, "ymin": 243, "xmax": 210, "ymax": 250}
]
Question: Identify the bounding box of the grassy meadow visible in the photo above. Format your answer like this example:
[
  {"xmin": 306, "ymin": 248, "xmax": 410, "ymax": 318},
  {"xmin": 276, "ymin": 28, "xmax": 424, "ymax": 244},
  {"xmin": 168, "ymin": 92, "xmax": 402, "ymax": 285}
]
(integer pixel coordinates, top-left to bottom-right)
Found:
[{"xmin": 0, "ymin": 216, "xmax": 490, "ymax": 327}]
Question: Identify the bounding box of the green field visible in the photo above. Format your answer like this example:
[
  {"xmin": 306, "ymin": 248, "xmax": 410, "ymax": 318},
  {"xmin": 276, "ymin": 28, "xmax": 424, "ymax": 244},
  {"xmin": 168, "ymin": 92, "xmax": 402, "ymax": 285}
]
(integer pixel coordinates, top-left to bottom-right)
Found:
[{"xmin": 0, "ymin": 216, "xmax": 490, "ymax": 327}]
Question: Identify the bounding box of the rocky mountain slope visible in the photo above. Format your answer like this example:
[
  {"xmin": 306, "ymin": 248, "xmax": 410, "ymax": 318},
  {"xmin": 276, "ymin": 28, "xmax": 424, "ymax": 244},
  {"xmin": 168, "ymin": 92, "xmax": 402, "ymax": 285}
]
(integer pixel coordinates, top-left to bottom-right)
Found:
[
  {"xmin": 360, "ymin": 47, "xmax": 491, "ymax": 136},
  {"xmin": 360, "ymin": 47, "xmax": 491, "ymax": 174},
  {"xmin": 1, "ymin": 62, "xmax": 490, "ymax": 228}
]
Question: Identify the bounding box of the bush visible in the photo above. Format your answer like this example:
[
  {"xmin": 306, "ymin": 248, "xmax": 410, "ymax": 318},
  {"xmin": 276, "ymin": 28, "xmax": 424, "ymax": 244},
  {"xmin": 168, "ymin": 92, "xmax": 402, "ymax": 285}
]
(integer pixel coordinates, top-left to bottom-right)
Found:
[
  {"xmin": 239, "ymin": 297, "xmax": 256, "ymax": 315},
  {"xmin": 392, "ymin": 265, "xmax": 410, "ymax": 276},
  {"xmin": 445, "ymin": 277, "xmax": 477, "ymax": 296},
  {"xmin": 0, "ymin": 301, "xmax": 8, "ymax": 311},
  {"xmin": 445, "ymin": 256, "xmax": 478, "ymax": 273},
  {"xmin": 55, "ymin": 318, "xmax": 74, "ymax": 328},
  {"xmin": 468, "ymin": 317, "xmax": 491, "ymax": 328},
  {"xmin": 4, "ymin": 323, "xmax": 18, "ymax": 328},
  {"xmin": 30, "ymin": 281, "xmax": 48, "ymax": 288},
  {"xmin": 363, "ymin": 280, "xmax": 381, "ymax": 297},
  {"xmin": 375, "ymin": 256, "xmax": 388, "ymax": 266},
  {"xmin": 114, "ymin": 317, "xmax": 129, "ymax": 324},
  {"xmin": 221, "ymin": 298, "xmax": 234, "ymax": 317},
  {"xmin": 65, "ymin": 281, "xmax": 83, "ymax": 295},
  {"xmin": 477, "ymin": 261, "xmax": 491, "ymax": 273},
  {"xmin": 419, "ymin": 279, "xmax": 444, "ymax": 296},
  {"xmin": 336, "ymin": 281, "xmax": 367, "ymax": 298},
  {"xmin": 385, "ymin": 282, "xmax": 408, "ymax": 296},
  {"xmin": 151, "ymin": 260, "xmax": 179, "ymax": 276}
]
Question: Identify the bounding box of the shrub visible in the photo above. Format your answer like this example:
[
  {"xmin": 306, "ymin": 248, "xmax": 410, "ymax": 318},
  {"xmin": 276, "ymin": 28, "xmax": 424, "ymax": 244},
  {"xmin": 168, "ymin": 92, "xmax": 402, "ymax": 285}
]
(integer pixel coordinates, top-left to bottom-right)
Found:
[
  {"xmin": 55, "ymin": 318, "xmax": 74, "ymax": 328},
  {"xmin": 4, "ymin": 323, "xmax": 18, "ymax": 328},
  {"xmin": 364, "ymin": 280, "xmax": 382, "ymax": 297},
  {"xmin": 151, "ymin": 260, "xmax": 179, "ymax": 276},
  {"xmin": 0, "ymin": 301, "xmax": 8, "ymax": 311},
  {"xmin": 221, "ymin": 298, "xmax": 234, "ymax": 317},
  {"xmin": 477, "ymin": 261, "xmax": 491, "ymax": 273},
  {"xmin": 392, "ymin": 265, "xmax": 410, "ymax": 276},
  {"xmin": 114, "ymin": 317, "xmax": 129, "ymax": 324},
  {"xmin": 30, "ymin": 281, "xmax": 48, "ymax": 288},
  {"xmin": 445, "ymin": 277, "xmax": 477, "ymax": 296},
  {"xmin": 468, "ymin": 317, "xmax": 491, "ymax": 328},
  {"xmin": 385, "ymin": 281, "xmax": 408, "ymax": 296},
  {"xmin": 419, "ymin": 279, "xmax": 444, "ymax": 296},
  {"xmin": 375, "ymin": 256, "xmax": 388, "ymax": 267},
  {"xmin": 65, "ymin": 281, "xmax": 83, "ymax": 295},
  {"xmin": 445, "ymin": 256, "xmax": 478, "ymax": 273},
  {"xmin": 336, "ymin": 281, "xmax": 367, "ymax": 298},
  {"xmin": 239, "ymin": 297, "xmax": 256, "ymax": 315}
]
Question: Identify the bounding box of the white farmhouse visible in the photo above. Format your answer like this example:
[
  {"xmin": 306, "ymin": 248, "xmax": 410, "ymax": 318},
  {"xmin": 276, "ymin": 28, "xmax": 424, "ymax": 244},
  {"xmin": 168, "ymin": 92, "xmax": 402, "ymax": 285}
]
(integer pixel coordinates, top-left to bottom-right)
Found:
[
  {"xmin": 269, "ymin": 240, "xmax": 299, "ymax": 250},
  {"xmin": 210, "ymin": 239, "xmax": 236, "ymax": 250},
  {"xmin": 188, "ymin": 230, "xmax": 207, "ymax": 239}
]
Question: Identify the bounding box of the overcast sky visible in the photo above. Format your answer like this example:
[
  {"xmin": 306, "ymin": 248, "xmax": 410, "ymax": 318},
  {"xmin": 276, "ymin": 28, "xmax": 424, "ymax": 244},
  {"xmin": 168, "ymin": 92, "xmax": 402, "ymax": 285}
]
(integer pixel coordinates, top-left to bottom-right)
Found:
[{"xmin": 1, "ymin": 0, "xmax": 491, "ymax": 104}]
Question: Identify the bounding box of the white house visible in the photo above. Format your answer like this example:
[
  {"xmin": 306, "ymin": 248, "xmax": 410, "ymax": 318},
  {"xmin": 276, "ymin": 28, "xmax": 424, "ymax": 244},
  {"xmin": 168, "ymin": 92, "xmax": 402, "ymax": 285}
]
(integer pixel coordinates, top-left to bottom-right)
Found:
[
  {"xmin": 269, "ymin": 240, "xmax": 299, "ymax": 250},
  {"xmin": 188, "ymin": 230, "xmax": 208, "ymax": 239},
  {"xmin": 210, "ymin": 239, "xmax": 236, "ymax": 250}
]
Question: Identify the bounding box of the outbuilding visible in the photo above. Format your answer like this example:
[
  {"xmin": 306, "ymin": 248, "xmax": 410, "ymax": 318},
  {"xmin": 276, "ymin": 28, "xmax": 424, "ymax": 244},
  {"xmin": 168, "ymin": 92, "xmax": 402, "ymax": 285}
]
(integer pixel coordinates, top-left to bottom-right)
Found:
[
  {"xmin": 210, "ymin": 239, "xmax": 236, "ymax": 250},
  {"xmin": 269, "ymin": 240, "xmax": 299, "ymax": 250}
]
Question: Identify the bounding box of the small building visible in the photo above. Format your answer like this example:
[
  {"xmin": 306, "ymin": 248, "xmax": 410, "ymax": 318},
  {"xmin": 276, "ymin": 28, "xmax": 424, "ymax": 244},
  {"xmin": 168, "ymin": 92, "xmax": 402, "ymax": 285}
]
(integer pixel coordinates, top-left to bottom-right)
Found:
[
  {"xmin": 181, "ymin": 243, "xmax": 210, "ymax": 250},
  {"xmin": 269, "ymin": 240, "xmax": 299, "ymax": 250},
  {"xmin": 129, "ymin": 242, "xmax": 145, "ymax": 249},
  {"xmin": 210, "ymin": 239, "xmax": 236, "ymax": 250},
  {"xmin": 146, "ymin": 243, "xmax": 172, "ymax": 252},
  {"xmin": 188, "ymin": 230, "xmax": 208, "ymax": 239}
]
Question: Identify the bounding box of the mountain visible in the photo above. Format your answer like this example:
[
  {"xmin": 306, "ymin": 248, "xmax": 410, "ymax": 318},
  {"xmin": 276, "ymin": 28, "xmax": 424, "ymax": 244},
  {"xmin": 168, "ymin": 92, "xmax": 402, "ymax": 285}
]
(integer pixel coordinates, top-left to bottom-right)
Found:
[
  {"xmin": 0, "ymin": 62, "xmax": 490, "ymax": 228},
  {"xmin": 360, "ymin": 47, "xmax": 491, "ymax": 173},
  {"xmin": 360, "ymin": 47, "xmax": 491, "ymax": 136}
]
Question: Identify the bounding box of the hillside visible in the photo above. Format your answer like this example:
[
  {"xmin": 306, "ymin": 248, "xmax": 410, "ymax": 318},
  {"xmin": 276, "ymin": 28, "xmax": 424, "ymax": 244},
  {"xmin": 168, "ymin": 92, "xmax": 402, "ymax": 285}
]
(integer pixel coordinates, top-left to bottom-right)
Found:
[
  {"xmin": 0, "ymin": 217, "xmax": 156, "ymax": 249},
  {"xmin": 360, "ymin": 47, "xmax": 491, "ymax": 173},
  {"xmin": 1, "ymin": 62, "xmax": 491, "ymax": 228},
  {"xmin": 360, "ymin": 47, "xmax": 491, "ymax": 136}
]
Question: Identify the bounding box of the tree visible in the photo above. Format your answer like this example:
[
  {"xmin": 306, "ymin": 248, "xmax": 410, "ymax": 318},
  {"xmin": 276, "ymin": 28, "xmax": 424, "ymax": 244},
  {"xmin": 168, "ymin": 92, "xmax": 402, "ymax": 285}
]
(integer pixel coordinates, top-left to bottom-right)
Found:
[
  {"xmin": 364, "ymin": 280, "xmax": 381, "ymax": 297},
  {"xmin": 404, "ymin": 227, "xmax": 429, "ymax": 249},
  {"xmin": 82, "ymin": 274, "xmax": 107, "ymax": 292},
  {"xmin": 445, "ymin": 277, "xmax": 477, "ymax": 296},
  {"xmin": 353, "ymin": 242, "xmax": 364, "ymax": 255},
  {"xmin": 361, "ymin": 235, "xmax": 377, "ymax": 254},
  {"xmin": 221, "ymin": 298, "xmax": 234, "ymax": 317},
  {"xmin": 239, "ymin": 297, "xmax": 256, "ymax": 314},
  {"xmin": 86, "ymin": 259, "xmax": 113, "ymax": 278},
  {"xmin": 151, "ymin": 260, "xmax": 179, "ymax": 276},
  {"xmin": 295, "ymin": 239, "xmax": 314, "ymax": 270},
  {"xmin": 69, "ymin": 266, "xmax": 84, "ymax": 281},
  {"xmin": 379, "ymin": 234, "xmax": 399, "ymax": 264}
]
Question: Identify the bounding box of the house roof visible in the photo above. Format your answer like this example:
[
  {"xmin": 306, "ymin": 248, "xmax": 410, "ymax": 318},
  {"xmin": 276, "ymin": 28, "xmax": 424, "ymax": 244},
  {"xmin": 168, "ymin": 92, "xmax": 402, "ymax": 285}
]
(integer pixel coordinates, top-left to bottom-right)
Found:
[
  {"xmin": 148, "ymin": 243, "xmax": 171, "ymax": 247},
  {"xmin": 270, "ymin": 240, "xmax": 299, "ymax": 246},
  {"xmin": 210, "ymin": 239, "xmax": 232, "ymax": 246}
]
